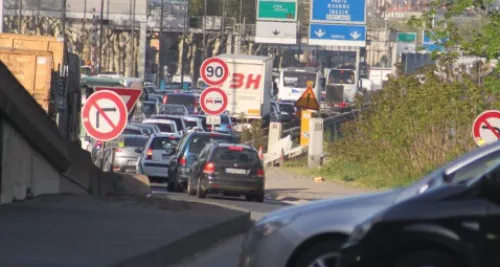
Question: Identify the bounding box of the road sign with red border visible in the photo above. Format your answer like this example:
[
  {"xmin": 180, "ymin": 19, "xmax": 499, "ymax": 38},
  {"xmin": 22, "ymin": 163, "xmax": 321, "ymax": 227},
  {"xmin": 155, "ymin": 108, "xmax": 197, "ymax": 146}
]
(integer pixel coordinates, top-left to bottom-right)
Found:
[
  {"xmin": 82, "ymin": 90, "xmax": 128, "ymax": 142},
  {"xmin": 200, "ymin": 57, "xmax": 229, "ymax": 86},
  {"xmin": 94, "ymin": 86, "xmax": 142, "ymax": 113},
  {"xmin": 200, "ymin": 87, "xmax": 228, "ymax": 116},
  {"xmin": 472, "ymin": 110, "xmax": 500, "ymax": 147}
]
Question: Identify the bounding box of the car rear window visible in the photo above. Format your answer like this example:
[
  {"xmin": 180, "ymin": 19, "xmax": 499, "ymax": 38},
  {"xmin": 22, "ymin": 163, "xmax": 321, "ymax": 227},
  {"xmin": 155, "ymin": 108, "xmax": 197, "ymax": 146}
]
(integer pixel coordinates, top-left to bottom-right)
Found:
[
  {"xmin": 150, "ymin": 136, "xmax": 181, "ymax": 150},
  {"xmin": 184, "ymin": 120, "xmax": 198, "ymax": 129},
  {"xmin": 160, "ymin": 105, "xmax": 187, "ymax": 115},
  {"xmin": 150, "ymin": 123, "xmax": 175, "ymax": 133},
  {"xmin": 212, "ymin": 147, "xmax": 259, "ymax": 164},
  {"xmin": 123, "ymin": 128, "xmax": 142, "ymax": 135},
  {"xmin": 165, "ymin": 94, "xmax": 196, "ymax": 107},
  {"xmin": 188, "ymin": 135, "xmax": 236, "ymax": 154},
  {"xmin": 124, "ymin": 137, "xmax": 149, "ymax": 147}
]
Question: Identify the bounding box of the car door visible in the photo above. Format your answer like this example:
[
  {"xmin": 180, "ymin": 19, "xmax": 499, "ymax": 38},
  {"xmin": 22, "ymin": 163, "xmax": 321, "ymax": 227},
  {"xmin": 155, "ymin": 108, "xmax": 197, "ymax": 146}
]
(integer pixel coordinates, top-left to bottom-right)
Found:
[
  {"xmin": 191, "ymin": 146, "xmax": 211, "ymax": 183},
  {"xmin": 480, "ymin": 166, "xmax": 500, "ymax": 266}
]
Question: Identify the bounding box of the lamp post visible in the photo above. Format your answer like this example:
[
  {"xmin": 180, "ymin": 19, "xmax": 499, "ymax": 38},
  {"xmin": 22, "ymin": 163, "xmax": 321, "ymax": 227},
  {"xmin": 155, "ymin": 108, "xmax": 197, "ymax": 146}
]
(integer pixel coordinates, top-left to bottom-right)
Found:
[{"xmin": 158, "ymin": 0, "xmax": 165, "ymax": 87}]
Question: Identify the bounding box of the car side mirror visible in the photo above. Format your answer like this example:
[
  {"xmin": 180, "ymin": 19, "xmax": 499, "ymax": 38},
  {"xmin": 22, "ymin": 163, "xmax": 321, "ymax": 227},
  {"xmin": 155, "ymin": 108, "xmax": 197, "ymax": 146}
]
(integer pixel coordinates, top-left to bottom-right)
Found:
[
  {"xmin": 135, "ymin": 148, "xmax": 143, "ymax": 154},
  {"xmin": 165, "ymin": 147, "xmax": 176, "ymax": 155}
]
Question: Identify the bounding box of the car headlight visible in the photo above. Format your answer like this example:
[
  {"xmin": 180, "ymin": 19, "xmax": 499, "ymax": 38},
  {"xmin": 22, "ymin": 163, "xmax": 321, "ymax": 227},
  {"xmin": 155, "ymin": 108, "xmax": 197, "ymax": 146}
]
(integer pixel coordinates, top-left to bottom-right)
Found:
[
  {"xmin": 254, "ymin": 216, "xmax": 296, "ymax": 237},
  {"xmin": 348, "ymin": 213, "xmax": 383, "ymax": 243}
]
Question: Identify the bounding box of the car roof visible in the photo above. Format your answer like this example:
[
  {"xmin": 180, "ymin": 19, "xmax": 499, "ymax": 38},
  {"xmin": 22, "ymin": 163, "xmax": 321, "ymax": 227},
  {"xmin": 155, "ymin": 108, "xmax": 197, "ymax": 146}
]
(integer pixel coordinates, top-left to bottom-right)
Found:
[
  {"xmin": 213, "ymin": 143, "xmax": 254, "ymax": 150},
  {"xmin": 188, "ymin": 132, "xmax": 234, "ymax": 138},
  {"xmin": 125, "ymin": 125, "xmax": 141, "ymax": 130},
  {"xmin": 182, "ymin": 116, "xmax": 201, "ymax": 120},
  {"xmin": 166, "ymin": 93, "xmax": 196, "ymax": 97},
  {"xmin": 152, "ymin": 133, "xmax": 182, "ymax": 138},
  {"xmin": 120, "ymin": 134, "xmax": 149, "ymax": 139},
  {"xmin": 153, "ymin": 114, "xmax": 183, "ymax": 119},
  {"xmin": 143, "ymin": 118, "xmax": 176, "ymax": 124}
]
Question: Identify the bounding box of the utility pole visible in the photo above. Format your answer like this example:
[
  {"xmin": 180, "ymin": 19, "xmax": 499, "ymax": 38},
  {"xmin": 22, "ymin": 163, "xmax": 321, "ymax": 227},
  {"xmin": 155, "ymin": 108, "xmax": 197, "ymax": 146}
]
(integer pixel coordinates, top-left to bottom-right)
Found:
[
  {"xmin": 158, "ymin": 0, "xmax": 165, "ymax": 87},
  {"xmin": 221, "ymin": 0, "xmax": 226, "ymax": 36},
  {"xmin": 239, "ymin": 0, "xmax": 243, "ymax": 23},
  {"xmin": 180, "ymin": 0, "xmax": 188, "ymax": 85},
  {"xmin": 18, "ymin": 0, "xmax": 23, "ymax": 33},
  {"xmin": 99, "ymin": 0, "xmax": 104, "ymax": 72},
  {"xmin": 131, "ymin": 0, "xmax": 137, "ymax": 77},
  {"xmin": 202, "ymin": 0, "xmax": 207, "ymax": 61}
]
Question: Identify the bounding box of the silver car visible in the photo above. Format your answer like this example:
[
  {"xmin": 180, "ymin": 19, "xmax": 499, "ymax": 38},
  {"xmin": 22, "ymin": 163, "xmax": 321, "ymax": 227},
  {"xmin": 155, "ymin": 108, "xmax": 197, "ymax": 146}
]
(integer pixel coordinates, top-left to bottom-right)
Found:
[
  {"xmin": 238, "ymin": 141, "xmax": 500, "ymax": 267},
  {"xmin": 136, "ymin": 133, "xmax": 182, "ymax": 182},
  {"xmin": 182, "ymin": 116, "xmax": 204, "ymax": 133},
  {"xmin": 103, "ymin": 134, "xmax": 149, "ymax": 173}
]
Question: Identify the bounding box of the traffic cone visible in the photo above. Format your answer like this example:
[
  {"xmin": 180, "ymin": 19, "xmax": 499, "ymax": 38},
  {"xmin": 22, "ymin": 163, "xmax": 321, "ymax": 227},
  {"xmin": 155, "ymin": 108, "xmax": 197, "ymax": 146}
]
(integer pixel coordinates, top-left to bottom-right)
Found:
[{"xmin": 258, "ymin": 146, "xmax": 264, "ymax": 160}]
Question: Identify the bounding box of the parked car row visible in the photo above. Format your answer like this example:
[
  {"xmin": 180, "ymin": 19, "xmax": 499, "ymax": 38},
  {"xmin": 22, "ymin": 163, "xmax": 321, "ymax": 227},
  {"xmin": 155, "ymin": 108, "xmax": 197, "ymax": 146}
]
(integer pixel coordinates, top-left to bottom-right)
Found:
[{"xmin": 237, "ymin": 141, "xmax": 500, "ymax": 267}]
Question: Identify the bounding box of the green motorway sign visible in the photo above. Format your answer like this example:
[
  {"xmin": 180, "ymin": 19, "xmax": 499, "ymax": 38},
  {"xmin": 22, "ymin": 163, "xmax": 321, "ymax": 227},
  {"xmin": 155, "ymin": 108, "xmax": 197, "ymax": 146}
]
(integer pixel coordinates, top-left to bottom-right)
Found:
[
  {"xmin": 257, "ymin": 0, "xmax": 297, "ymax": 21},
  {"xmin": 397, "ymin": 32, "xmax": 417, "ymax": 43}
]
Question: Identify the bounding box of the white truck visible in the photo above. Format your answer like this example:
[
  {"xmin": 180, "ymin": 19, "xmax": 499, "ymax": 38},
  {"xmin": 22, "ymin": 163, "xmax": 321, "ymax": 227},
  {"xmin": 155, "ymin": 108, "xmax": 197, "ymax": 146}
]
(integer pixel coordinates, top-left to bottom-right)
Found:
[{"xmin": 217, "ymin": 54, "xmax": 273, "ymax": 121}]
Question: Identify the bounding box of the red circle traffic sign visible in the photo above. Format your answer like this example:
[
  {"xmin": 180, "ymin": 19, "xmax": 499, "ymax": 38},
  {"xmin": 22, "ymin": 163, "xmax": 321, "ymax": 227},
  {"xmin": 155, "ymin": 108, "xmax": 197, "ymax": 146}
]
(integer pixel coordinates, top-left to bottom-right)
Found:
[
  {"xmin": 200, "ymin": 57, "xmax": 229, "ymax": 87},
  {"xmin": 82, "ymin": 90, "xmax": 128, "ymax": 142},
  {"xmin": 472, "ymin": 110, "xmax": 500, "ymax": 147},
  {"xmin": 199, "ymin": 87, "xmax": 228, "ymax": 116}
]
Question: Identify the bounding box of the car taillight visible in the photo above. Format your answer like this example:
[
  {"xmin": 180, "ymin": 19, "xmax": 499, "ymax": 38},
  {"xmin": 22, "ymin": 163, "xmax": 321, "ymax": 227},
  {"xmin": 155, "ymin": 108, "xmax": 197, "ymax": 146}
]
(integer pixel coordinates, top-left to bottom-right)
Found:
[
  {"xmin": 179, "ymin": 157, "xmax": 187, "ymax": 166},
  {"xmin": 256, "ymin": 169, "xmax": 265, "ymax": 177},
  {"xmin": 226, "ymin": 124, "xmax": 232, "ymax": 129},
  {"xmin": 146, "ymin": 148, "xmax": 153, "ymax": 160},
  {"xmin": 203, "ymin": 162, "xmax": 215, "ymax": 174},
  {"xmin": 228, "ymin": 146, "xmax": 243, "ymax": 151},
  {"xmin": 207, "ymin": 125, "xmax": 213, "ymax": 131}
]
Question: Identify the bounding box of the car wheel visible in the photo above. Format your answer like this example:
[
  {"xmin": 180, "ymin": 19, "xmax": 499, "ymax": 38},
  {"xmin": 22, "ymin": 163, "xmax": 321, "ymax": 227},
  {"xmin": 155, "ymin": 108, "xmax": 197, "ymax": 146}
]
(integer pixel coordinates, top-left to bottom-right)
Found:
[
  {"xmin": 395, "ymin": 250, "xmax": 460, "ymax": 267},
  {"xmin": 196, "ymin": 177, "xmax": 206, "ymax": 199},
  {"xmin": 254, "ymin": 191, "xmax": 265, "ymax": 203},
  {"xmin": 187, "ymin": 178, "xmax": 196, "ymax": 195},
  {"xmin": 167, "ymin": 181, "xmax": 176, "ymax": 191},
  {"xmin": 293, "ymin": 241, "xmax": 342, "ymax": 267}
]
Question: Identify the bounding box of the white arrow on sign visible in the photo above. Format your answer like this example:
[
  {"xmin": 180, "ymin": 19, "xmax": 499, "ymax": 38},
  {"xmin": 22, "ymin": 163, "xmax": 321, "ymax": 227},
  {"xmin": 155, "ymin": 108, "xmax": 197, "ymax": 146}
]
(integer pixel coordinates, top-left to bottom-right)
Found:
[
  {"xmin": 350, "ymin": 31, "xmax": 361, "ymax": 40},
  {"xmin": 314, "ymin": 29, "xmax": 325, "ymax": 38}
]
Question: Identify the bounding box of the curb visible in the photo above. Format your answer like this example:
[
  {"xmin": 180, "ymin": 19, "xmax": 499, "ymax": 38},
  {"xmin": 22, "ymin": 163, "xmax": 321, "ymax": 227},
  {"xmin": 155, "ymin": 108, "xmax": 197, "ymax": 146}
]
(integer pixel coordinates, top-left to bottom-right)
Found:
[{"xmin": 109, "ymin": 204, "xmax": 251, "ymax": 267}]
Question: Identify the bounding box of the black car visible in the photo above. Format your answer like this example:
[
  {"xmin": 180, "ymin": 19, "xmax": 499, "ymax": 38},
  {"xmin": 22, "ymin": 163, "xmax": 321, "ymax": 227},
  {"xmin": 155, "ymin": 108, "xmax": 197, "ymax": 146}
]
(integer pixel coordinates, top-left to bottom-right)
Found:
[
  {"xmin": 168, "ymin": 132, "xmax": 237, "ymax": 191},
  {"xmin": 187, "ymin": 143, "xmax": 265, "ymax": 202},
  {"xmin": 337, "ymin": 154, "xmax": 500, "ymax": 267}
]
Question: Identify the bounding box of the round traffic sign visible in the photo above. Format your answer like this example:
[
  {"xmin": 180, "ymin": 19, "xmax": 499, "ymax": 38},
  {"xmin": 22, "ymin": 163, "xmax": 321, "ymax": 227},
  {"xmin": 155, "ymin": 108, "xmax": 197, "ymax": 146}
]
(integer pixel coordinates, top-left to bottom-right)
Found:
[
  {"xmin": 199, "ymin": 87, "xmax": 228, "ymax": 116},
  {"xmin": 200, "ymin": 57, "xmax": 229, "ymax": 86},
  {"xmin": 472, "ymin": 110, "xmax": 500, "ymax": 147},
  {"xmin": 82, "ymin": 90, "xmax": 128, "ymax": 142}
]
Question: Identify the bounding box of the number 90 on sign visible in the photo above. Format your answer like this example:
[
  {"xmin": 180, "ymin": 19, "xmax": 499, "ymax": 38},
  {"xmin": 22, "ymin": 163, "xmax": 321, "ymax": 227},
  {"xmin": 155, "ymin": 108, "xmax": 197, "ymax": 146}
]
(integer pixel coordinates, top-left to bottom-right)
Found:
[{"xmin": 200, "ymin": 57, "xmax": 229, "ymax": 86}]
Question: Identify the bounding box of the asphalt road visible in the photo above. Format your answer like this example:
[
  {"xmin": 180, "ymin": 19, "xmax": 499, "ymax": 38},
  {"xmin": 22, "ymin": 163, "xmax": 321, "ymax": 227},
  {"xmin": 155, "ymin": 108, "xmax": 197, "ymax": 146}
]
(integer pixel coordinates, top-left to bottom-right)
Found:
[{"xmin": 151, "ymin": 184, "xmax": 291, "ymax": 267}]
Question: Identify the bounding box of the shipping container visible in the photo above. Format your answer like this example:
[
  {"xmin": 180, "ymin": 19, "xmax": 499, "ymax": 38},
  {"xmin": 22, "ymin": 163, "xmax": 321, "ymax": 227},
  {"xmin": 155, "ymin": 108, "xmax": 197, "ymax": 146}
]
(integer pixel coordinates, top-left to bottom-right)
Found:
[
  {"xmin": 0, "ymin": 33, "xmax": 63, "ymax": 72},
  {"xmin": 0, "ymin": 47, "xmax": 53, "ymax": 111}
]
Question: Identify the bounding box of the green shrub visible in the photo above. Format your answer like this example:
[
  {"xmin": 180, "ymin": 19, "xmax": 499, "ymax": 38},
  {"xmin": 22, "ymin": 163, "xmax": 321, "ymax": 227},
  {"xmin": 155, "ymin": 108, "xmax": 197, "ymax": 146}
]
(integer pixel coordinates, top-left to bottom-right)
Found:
[{"xmin": 324, "ymin": 68, "xmax": 500, "ymax": 188}]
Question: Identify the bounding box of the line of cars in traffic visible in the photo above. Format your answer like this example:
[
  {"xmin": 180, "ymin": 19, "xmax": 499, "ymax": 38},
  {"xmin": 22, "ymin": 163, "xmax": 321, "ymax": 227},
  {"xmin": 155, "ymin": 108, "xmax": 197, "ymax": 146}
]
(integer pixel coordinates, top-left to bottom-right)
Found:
[
  {"xmin": 238, "ymin": 141, "xmax": 500, "ymax": 267},
  {"xmin": 89, "ymin": 89, "xmax": 267, "ymax": 202}
]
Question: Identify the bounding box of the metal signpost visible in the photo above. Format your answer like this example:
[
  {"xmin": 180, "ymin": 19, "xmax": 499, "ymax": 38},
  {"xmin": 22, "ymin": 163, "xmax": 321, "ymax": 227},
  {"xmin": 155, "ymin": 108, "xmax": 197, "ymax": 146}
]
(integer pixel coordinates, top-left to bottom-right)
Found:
[
  {"xmin": 81, "ymin": 90, "xmax": 128, "ymax": 194},
  {"xmin": 255, "ymin": 0, "xmax": 298, "ymax": 44}
]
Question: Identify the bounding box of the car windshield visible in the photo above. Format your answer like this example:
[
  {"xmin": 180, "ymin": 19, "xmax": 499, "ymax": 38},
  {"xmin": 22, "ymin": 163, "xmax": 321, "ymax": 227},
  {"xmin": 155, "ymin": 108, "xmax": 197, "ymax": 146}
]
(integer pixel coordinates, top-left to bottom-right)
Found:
[
  {"xmin": 123, "ymin": 128, "xmax": 142, "ymax": 135},
  {"xmin": 165, "ymin": 95, "xmax": 195, "ymax": 107},
  {"xmin": 150, "ymin": 123, "xmax": 175, "ymax": 133},
  {"xmin": 279, "ymin": 104, "xmax": 295, "ymax": 114},
  {"xmin": 283, "ymin": 71, "xmax": 317, "ymax": 88},
  {"xmin": 160, "ymin": 105, "xmax": 187, "ymax": 115},
  {"xmin": 213, "ymin": 147, "xmax": 259, "ymax": 164},
  {"xmin": 123, "ymin": 137, "xmax": 148, "ymax": 147},
  {"xmin": 150, "ymin": 136, "xmax": 181, "ymax": 150},
  {"xmin": 188, "ymin": 135, "xmax": 236, "ymax": 154}
]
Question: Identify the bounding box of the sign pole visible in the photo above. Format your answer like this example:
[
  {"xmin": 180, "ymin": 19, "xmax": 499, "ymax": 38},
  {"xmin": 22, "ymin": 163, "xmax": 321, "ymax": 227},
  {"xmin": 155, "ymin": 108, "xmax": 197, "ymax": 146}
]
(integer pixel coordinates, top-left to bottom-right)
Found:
[{"xmin": 110, "ymin": 148, "xmax": 116, "ymax": 172}]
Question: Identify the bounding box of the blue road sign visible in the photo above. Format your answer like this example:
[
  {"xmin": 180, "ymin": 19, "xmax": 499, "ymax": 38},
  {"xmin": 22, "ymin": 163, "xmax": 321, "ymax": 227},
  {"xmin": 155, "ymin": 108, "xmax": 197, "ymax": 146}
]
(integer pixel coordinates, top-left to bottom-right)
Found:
[
  {"xmin": 308, "ymin": 23, "xmax": 366, "ymax": 47},
  {"xmin": 423, "ymin": 32, "xmax": 445, "ymax": 52},
  {"xmin": 310, "ymin": 0, "xmax": 366, "ymax": 24}
]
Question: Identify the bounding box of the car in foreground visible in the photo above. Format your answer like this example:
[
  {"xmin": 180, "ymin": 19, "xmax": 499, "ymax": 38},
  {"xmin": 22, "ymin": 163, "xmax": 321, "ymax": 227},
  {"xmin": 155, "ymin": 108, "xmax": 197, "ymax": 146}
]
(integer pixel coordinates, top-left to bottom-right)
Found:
[
  {"xmin": 136, "ymin": 133, "xmax": 182, "ymax": 184},
  {"xmin": 237, "ymin": 141, "xmax": 500, "ymax": 267},
  {"xmin": 188, "ymin": 143, "xmax": 265, "ymax": 202},
  {"xmin": 168, "ymin": 132, "xmax": 237, "ymax": 191},
  {"xmin": 337, "ymin": 142, "xmax": 500, "ymax": 267}
]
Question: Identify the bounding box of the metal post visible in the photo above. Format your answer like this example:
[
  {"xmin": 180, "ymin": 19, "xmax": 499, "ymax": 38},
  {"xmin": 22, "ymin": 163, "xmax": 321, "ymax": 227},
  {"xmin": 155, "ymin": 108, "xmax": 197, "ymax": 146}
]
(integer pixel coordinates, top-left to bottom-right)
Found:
[
  {"xmin": 99, "ymin": 142, "xmax": 106, "ymax": 195},
  {"xmin": 221, "ymin": 0, "xmax": 226, "ymax": 36},
  {"xmin": 131, "ymin": 0, "xmax": 137, "ymax": 76},
  {"xmin": 239, "ymin": 0, "xmax": 243, "ymax": 23},
  {"xmin": 180, "ymin": 0, "xmax": 188, "ymax": 85},
  {"xmin": 158, "ymin": 0, "xmax": 164, "ymax": 87},
  {"xmin": 202, "ymin": 0, "xmax": 207, "ymax": 61},
  {"xmin": 18, "ymin": 0, "xmax": 22, "ymax": 33},
  {"xmin": 99, "ymin": 0, "xmax": 104, "ymax": 71},
  {"xmin": 110, "ymin": 148, "xmax": 116, "ymax": 172}
]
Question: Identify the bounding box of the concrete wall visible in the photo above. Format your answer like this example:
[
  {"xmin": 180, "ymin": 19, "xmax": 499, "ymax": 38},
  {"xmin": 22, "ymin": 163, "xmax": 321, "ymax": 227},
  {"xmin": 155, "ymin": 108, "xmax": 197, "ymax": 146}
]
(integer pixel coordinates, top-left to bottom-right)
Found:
[{"xmin": 1, "ymin": 120, "xmax": 61, "ymax": 204}]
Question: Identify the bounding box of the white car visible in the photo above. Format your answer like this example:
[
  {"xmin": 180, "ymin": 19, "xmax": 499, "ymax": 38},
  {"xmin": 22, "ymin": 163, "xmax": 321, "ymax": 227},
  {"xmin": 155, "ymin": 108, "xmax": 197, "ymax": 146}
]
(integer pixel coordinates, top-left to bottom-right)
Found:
[
  {"xmin": 142, "ymin": 118, "xmax": 178, "ymax": 134},
  {"xmin": 136, "ymin": 133, "xmax": 182, "ymax": 184}
]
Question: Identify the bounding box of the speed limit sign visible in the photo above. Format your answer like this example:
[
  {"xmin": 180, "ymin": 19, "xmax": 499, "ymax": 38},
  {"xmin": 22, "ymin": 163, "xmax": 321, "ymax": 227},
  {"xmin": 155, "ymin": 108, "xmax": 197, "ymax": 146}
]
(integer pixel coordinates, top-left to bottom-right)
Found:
[{"xmin": 200, "ymin": 57, "xmax": 229, "ymax": 86}]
